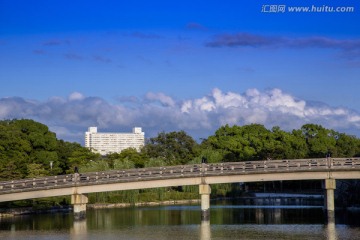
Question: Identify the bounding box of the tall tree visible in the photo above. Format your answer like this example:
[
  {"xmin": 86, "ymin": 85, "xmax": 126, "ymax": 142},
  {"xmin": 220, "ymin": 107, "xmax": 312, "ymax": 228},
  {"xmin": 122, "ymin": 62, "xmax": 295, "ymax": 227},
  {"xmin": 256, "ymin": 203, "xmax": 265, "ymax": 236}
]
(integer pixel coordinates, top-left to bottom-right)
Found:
[
  {"xmin": 68, "ymin": 147, "xmax": 100, "ymax": 172},
  {"xmin": 334, "ymin": 133, "xmax": 360, "ymax": 157},
  {"xmin": 0, "ymin": 119, "xmax": 60, "ymax": 178},
  {"xmin": 206, "ymin": 124, "xmax": 274, "ymax": 161},
  {"xmin": 56, "ymin": 140, "xmax": 84, "ymax": 174},
  {"xmin": 270, "ymin": 127, "xmax": 308, "ymax": 159},
  {"xmin": 301, "ymin": 124, "xmax": 337, "ymax": 157},
  {"xmin": 141, "ymin": 131, "xmax": 198, "ymax": 165}
]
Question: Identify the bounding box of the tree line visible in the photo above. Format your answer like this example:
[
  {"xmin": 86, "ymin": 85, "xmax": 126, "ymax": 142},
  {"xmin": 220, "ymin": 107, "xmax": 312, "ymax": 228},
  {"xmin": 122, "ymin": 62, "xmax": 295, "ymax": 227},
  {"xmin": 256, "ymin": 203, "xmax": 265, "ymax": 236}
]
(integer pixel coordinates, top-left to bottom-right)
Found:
[{"xmin": 1, "ymin": 119, "xmax": 360, "ymax": 181}]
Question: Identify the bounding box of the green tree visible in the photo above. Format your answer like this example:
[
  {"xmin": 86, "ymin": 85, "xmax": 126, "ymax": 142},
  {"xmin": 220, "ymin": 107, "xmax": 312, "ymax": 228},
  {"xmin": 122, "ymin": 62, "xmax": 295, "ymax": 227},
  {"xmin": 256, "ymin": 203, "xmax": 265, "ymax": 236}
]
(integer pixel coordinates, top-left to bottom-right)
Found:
[
  {"xmin": 0, "ymin": 119, "xmax": 60, "ymax": 178},
  {"xmin": 81, "ymin": 160, "xmax": 110, "ymax": 172},
  {"xmin": 141, "ymin": 131, "xmax": 198, "ymax": 165},
  {"xmin": 113, "ymin": 158, "xmax": 135, "ymax": 170},
  {"xmin": 68, "ymin": 148, "xmax": 100, "ymax": 173},
  {"xmin": 27, "ymin": 163, "xmax": 49, "ymax": 178},
  {"xmin": 205, "ymin": 124, "xmax": 242, "ymax": 161},
  {"xmin": 206, "ymin": 124, "xmax": 311, "ymax": 162},
  {"xmin": 144, "ymin": 157, "xmax": 167, "ymax": 167},
  {"xmin": 107, "ymin": 148, "xmax": 145, "ymax": 169},
  {"xmin": 0, "ymin": 160, "xmax": 23, "ymax": 180},
  {"xmin": 56, "ymin": 140, "xmax": 84, "ymax": 174},
  {"xmin": 269, "ymin": 127, "xmax": 308, "ymax": 159},
  {"xmin": 206, "ymin": 124, "xmax": 273, "ymax": 161},
  {"xmin": 118, "ymin": 148, "xmax": 145, "ymax": 168},
  {"xmin": 193, "ymin": 148, "xmax": 223, "ymax": 164},
  {"xmin": 334, "ymin": 133, "xmax": 360, "ymax": 157},
  {"xmin": 301, "ymin": 124, "xmax": 337, "ymax": 157}
]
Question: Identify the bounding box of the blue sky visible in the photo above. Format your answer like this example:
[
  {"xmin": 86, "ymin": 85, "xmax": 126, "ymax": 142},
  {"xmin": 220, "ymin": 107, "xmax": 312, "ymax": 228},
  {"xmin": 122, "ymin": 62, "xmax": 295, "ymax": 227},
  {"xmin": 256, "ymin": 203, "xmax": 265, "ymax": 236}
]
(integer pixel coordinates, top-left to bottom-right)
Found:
[{"xmin": 1, "ymin": 0, "xmax": 360, "ymax": 143}]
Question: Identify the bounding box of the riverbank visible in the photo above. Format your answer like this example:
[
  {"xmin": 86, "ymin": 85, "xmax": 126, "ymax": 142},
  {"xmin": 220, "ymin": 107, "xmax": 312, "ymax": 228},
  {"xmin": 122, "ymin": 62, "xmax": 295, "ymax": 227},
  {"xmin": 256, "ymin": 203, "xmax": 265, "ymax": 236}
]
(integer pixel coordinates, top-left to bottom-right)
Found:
[
  {"xmin": 0, "ymin": 193, "xmax": 326, "ymax": 217},
  {"xmin": 0, "ymin": 199, "xmax": 201, "ymax": 218},
  {"xmin": 88, "ymin": 199, "xmax": 201, "ymax": 209},
  {"xmin": 2, "ymin": 194, "xmax": 359, "ymax": 218},
  {"xmin": 0, "ymin": 206, "xmax": 72, "ymax": 218}
]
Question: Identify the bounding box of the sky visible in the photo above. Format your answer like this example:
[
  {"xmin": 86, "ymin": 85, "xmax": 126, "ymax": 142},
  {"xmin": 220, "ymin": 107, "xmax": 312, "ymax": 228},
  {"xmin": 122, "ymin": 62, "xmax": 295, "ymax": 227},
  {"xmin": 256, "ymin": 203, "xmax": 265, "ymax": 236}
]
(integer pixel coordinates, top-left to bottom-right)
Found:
[{"xmin": 1, "ymin": 0, "xmax": 360, "ymax": 144}]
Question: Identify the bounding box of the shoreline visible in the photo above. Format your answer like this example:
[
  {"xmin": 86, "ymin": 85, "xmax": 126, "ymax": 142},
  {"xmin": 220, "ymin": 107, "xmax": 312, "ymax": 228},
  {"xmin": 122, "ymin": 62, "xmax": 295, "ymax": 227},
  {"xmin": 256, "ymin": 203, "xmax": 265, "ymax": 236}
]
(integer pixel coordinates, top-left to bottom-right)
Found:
[
  {"xmin": 88, "ymin": 199, "xmax": 201, "ymax": 209},
  {"xmin": 2, "ymin": 195, "xmax": 360, "ymax": 218},
  {"xmin": 0, "ymin": 206, "xmax": 72, "ymax": 218},
  {"xmin": 0, "ymin": 199, "xmax": 201, "ymax": 218}
]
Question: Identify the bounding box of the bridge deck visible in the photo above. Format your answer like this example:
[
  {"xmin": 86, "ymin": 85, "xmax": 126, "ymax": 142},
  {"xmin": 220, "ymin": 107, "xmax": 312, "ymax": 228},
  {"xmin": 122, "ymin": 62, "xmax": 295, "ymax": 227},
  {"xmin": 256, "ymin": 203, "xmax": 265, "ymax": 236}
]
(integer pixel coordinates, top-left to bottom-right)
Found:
[{"xmin": 0, "ymin": 158, "xmax": 360, "ymax": 202}]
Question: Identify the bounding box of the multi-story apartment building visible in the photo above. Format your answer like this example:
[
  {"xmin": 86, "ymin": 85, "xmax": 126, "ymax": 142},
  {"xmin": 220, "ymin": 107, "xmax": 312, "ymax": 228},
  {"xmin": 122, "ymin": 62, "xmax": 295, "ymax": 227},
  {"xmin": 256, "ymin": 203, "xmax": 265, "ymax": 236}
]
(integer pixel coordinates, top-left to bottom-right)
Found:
[{"xmin": 85, "ymin": 127, "xmax": 145, "ymax": 155}]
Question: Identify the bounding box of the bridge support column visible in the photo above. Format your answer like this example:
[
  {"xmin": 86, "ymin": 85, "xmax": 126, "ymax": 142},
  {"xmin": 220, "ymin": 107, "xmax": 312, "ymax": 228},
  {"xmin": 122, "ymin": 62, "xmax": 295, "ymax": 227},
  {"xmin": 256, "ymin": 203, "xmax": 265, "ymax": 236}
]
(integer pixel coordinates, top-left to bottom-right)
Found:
[
  {"xmin": 324, "ymin": 179, "xmax": 336, "ymax": 223},
  {"xmin": 199, "ymin": 184, "xmax": 211, "ymax": 221},
  {"xmin": 71, "ymin": 194, "xmax": 88, "ymax": 220}
]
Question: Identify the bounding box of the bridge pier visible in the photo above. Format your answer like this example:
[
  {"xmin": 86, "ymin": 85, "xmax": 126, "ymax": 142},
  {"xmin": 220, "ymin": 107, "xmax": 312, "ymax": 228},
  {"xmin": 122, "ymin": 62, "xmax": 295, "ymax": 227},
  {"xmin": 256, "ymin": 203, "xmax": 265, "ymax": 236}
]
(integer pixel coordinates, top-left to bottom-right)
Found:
[
  {"xmin": 324, "ymin": 179, "xmax": 336, "ymax": 223},
  {"xmin": 199, "ymin": 184, "xmax": 211, "ymax": 221},
  {"xmin": 71, "ymin": 194, "xmax": 88, "ymax": 220}
]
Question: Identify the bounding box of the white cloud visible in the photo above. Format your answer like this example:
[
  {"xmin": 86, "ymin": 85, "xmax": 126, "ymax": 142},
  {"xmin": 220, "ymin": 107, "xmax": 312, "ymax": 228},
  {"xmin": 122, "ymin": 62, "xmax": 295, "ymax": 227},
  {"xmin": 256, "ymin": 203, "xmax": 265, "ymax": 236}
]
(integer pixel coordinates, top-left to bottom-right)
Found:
[
  {"xmin": 0, "ymin": 88, "xmax": 359, "ymax": 144},
  {"xmin": 145, "ymin": 92, "xmax": 175, "ymax": 107},
  {"xmin": 68, "ymin": 92, "xmax": 85, "ymax": 101}
]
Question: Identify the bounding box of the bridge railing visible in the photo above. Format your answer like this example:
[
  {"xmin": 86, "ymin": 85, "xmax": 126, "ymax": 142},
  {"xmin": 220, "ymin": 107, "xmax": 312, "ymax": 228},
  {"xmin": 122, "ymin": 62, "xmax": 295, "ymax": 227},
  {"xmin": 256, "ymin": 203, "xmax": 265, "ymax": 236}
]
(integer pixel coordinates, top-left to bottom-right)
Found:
[
  {"xmin": 0, "ymin": 174, "xmax": 76, "ymax": 192},
  {"xmin": 75, "ymin": 164, "xmax": 204, "ymax": 184},
  {"xmin": 1, "ymin": 158, "xmax": 360, "ymax": 195},
  {"xmin": 204, "ymin": 158, "xmax": 330, "ymax": 176},
  {"xmin": 331, "ymin": 158, "xmax": 360, "ymax": 168}
]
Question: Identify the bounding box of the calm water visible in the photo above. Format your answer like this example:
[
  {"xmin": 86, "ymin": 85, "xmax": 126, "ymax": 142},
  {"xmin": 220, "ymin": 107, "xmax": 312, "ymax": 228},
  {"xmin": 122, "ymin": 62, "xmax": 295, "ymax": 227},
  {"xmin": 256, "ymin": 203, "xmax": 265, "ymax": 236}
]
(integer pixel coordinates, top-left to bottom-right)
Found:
[{"xmin": 1, "ymin": 201, "xmax": 360, "ymax": 240}]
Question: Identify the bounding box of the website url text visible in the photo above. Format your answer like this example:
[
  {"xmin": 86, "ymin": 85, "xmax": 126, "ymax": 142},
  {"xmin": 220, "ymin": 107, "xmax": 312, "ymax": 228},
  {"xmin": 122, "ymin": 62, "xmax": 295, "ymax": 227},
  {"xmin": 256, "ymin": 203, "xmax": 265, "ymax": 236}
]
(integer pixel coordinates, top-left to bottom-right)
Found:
[{"xmin": 261, "ymin": 5, "xmax": 355, "ymax": 13}]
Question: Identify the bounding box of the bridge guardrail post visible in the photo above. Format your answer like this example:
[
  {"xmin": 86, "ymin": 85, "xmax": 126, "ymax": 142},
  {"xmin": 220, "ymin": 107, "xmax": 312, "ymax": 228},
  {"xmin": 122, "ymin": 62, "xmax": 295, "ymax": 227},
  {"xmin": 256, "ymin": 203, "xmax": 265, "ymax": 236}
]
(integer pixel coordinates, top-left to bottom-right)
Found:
[{"xmin": 73, "ymin": 173, "xmax": 80, "ymax": 186}]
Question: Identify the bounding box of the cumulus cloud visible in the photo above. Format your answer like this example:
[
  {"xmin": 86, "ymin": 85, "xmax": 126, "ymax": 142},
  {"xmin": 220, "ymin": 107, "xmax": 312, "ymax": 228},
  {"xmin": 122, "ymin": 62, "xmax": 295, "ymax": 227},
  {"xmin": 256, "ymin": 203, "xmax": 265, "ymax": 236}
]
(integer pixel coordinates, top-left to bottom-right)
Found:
[
  {"xmin": 0, "ymin": 88, "xmax": 359, "ymax": 144},
  {"xmin": 145, "ymin": 92, "xmax": 176, "ymax": 107},
  {"xmin": 68, "ymin": 92, "xmax": 85, "ymax": 101}
]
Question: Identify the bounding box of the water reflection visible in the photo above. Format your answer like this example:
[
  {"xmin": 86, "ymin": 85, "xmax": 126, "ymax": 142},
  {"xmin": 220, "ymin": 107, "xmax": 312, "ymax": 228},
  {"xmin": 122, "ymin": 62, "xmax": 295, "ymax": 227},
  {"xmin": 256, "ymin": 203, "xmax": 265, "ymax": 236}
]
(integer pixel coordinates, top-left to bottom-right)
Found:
[
  {"xmin": 70, "ymin": 219, "xmax": 87, "ymax": 240},
  {"xmin": 200, "ymin": 221, "xmax": 211, "ymax": 240},
  {"xmin": 326, "ymin": 222, "xmax": 338, "ymax": 240},
  {"xmin": 210, "ymin": 205, "xmax": 325, "ymax": 225},
  {"xmin": 1, "ymin": 204, "xmax": 360, "ymax": 240}
]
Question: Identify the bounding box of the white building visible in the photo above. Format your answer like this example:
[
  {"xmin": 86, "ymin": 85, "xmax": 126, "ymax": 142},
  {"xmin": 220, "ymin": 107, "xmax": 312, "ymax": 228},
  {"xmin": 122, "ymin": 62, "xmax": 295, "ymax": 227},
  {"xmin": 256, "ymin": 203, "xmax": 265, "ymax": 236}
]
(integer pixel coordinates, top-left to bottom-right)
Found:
[{"xmin": 85, "ymin": 127, "xmax": 145, "ymax": 155}]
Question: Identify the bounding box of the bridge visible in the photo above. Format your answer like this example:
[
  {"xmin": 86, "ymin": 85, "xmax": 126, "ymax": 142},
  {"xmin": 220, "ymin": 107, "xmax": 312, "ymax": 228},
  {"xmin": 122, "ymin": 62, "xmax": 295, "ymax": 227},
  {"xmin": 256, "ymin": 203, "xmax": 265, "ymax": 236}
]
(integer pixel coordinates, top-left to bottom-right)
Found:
[{"xmin": 1, "ymin": 158, "xmax": 360, "ymax": 221}]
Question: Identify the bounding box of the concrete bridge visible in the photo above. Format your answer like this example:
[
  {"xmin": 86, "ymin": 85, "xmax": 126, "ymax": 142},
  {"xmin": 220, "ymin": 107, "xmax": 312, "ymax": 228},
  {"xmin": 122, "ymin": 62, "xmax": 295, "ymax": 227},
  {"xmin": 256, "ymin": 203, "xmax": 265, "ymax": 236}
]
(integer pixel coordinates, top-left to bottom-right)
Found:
[{"xmin": 1, "ymin": 158, "xmax": 360, "ymax": 221}]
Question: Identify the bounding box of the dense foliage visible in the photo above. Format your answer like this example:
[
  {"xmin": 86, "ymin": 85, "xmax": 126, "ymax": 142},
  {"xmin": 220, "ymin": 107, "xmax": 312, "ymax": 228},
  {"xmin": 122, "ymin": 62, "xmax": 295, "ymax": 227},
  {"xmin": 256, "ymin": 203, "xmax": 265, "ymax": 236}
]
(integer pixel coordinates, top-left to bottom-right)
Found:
[
  {"xmin": 1, "ymin": 119, "xmax": 360, "ymax": 207},
  {"xmin": 1, "ymin": 120, "xmax": 360, "ymax": 181},
  {"xmin": 0, "ymin": 119, "xmax": 98, "ymax": 180},
  {"xmin": 204, "ymin": 124, "xmax": 360, "ymax": 161}
]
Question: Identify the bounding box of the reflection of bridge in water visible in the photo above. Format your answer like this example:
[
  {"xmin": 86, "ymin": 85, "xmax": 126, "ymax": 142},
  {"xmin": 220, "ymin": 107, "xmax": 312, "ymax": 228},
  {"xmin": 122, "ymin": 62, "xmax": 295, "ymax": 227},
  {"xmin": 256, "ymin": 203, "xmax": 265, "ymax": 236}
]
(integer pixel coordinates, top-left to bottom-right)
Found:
[{"xmin": 1, "ymin": 158, "xmax": 360, "ymax": 222}]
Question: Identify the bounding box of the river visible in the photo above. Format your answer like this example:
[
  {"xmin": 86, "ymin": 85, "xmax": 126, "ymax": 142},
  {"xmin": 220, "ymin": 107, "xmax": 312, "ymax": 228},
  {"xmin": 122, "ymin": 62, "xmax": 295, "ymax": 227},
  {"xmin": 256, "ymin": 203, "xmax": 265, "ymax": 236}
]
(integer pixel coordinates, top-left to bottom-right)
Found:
[{"xmin": 1, "ymin": 200, "xmax": 360, "ymax": 239}]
